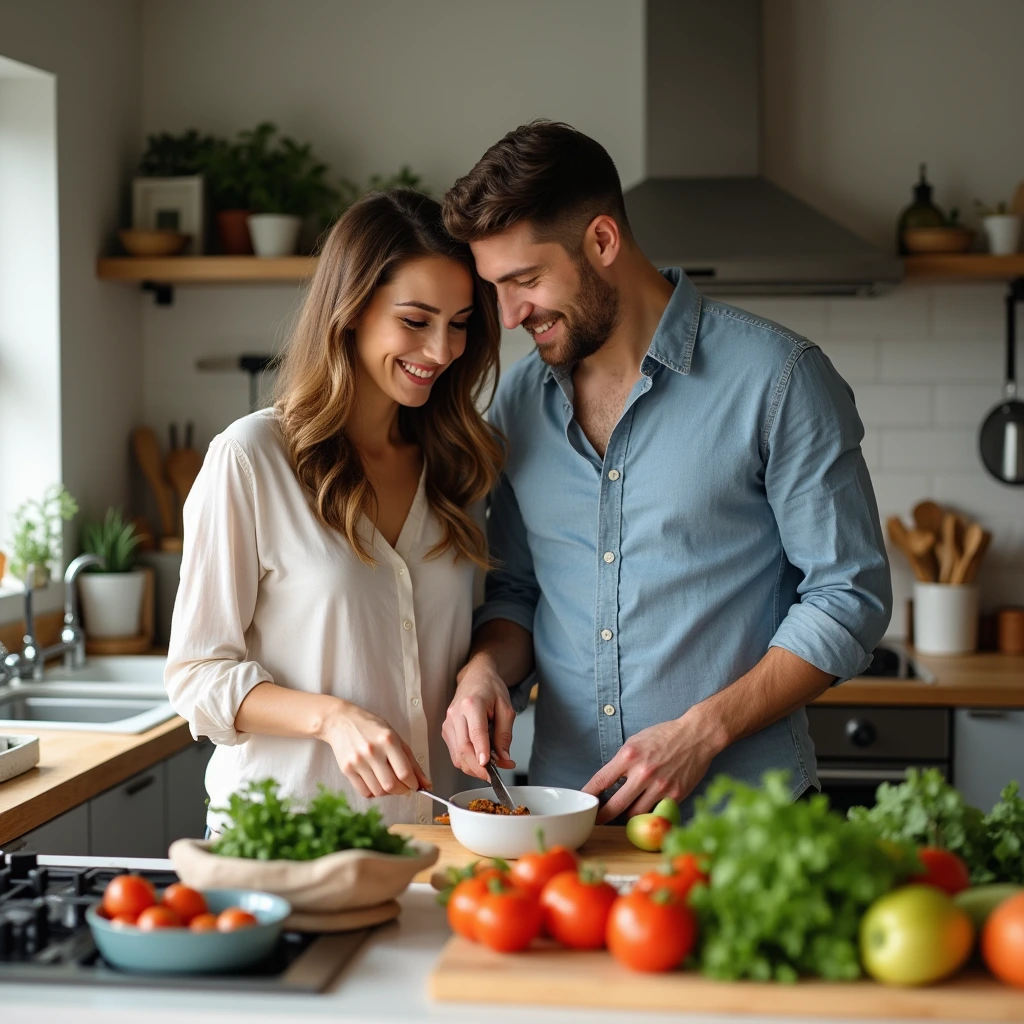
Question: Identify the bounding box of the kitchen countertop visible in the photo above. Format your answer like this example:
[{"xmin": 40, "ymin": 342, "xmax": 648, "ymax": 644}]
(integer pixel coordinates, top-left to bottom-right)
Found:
[
  {"xmin": 0, "ymin": 882, "xmax": 987, "ymax": 1024},
  {"xmin": 0, "ymin": 717, "xmax": 192, "ymax": 845}
]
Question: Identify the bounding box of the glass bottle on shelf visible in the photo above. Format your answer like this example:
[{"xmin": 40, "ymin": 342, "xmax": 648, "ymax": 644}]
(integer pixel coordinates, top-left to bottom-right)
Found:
[{"xmin": 897, "ymin": 163, "xmax": 946, "ymax": 254}]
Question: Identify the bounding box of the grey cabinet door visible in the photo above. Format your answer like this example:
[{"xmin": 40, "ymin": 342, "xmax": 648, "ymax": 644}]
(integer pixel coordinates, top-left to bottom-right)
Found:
[
  {"xmin": 165, "ymin": 739, "xmax": 214, "ymax": 843},
  {"xmin": 954, "ymin": 709, "xmax": 1024, "ymax": 812},
  {"xmin": 17, "ymin": 804, "xmax": 90, "ymax": 856},
  {"xmin": 89, "ymin": 766, "xmax": 167, "ymax": 858}
]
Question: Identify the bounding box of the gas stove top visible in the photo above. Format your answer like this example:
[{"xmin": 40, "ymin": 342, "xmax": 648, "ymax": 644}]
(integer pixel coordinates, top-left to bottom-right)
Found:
[{"xmin": 0, "ymin": 851, "xmax": 369, "ymax": 992}]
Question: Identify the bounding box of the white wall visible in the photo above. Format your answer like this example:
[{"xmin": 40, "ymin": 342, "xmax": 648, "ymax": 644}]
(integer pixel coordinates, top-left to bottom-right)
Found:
[{"xmin": 0, "ymin": 0, "xmax": 143, "ymax": 622}]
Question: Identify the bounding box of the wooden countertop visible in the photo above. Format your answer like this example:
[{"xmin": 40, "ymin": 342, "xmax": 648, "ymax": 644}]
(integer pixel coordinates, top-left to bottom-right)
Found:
[
  {"xmin": 398, "ymin": 824, "xmax": 655, "ymax": 883},
  {"xmin": 0, "ymin": 717, "xmax": 193, "ymax": 845},
  {"xmin": 814, "ymin": 650, "xmax": 1024, "ymax": 708}
]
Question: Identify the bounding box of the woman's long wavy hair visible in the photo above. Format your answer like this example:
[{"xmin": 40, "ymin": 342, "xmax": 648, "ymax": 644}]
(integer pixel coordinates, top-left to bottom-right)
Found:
[{"xmin": 275, "ymin": 189, "xmax": 503, "ymax": 567}]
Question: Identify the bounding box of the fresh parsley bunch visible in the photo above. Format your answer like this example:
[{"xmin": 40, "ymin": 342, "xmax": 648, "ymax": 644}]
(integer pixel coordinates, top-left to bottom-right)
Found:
[
  {"xmin": 662, "ymin": 772, "xmax": 913, "ymax": 983},
  {"xmin": 983, "ymin": 781, "xmax": 1024, "ymax": 885},
  {"xmin": 210, "ymin": 778, "xmax": 413, "ymax": 861},
  {"xmin": 847, "ymin": 768, "xmax": 991, "ymax": 882}
]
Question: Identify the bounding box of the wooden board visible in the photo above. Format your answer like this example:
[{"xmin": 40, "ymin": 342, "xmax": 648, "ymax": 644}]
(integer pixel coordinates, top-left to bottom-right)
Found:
[
  {"xmin": 430, "ymin": 937, "xmax": 1024, "ymax": 1020},
  {"xmin": 903, "ymin": 254, "xmax": 1024, "ymax": 280},
  {"xmin": 394, "ymin": 825, "xmax": 660, "ymax": 883},
  {"xmin": 96, "ymin": 255, "xmax": 316, "ymax": 283}
]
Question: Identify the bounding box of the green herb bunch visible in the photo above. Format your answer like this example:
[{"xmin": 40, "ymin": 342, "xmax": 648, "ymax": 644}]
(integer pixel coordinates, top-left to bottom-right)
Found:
[
  {"xmin": 138, "ymin": 129, "xmax": 217, "ymax": 177},
  {"xmin": 849, "ymin": 769, "xmax": 1024, "ymax": 884},
  {"xmin": 662, "ymin": 772, "xmax": 914, "ymax": 983},
  {"xmin": 242, "ymin": 122, "xmax": 339, "ymax": 221},
  {"xmin": 9, "ymin": 484, "xmax": 78, "ymax": 584},
  {"xmin": 210, "ymin": 778, "xmax": 412, "ymax": 861},
  {"xmin": 79, "ymin": 508, "xmax": 141, "ymax": 574}
]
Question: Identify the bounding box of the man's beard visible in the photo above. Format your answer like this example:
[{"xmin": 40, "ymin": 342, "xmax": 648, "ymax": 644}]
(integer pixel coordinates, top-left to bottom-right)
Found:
[{"xmin": 533, "ymin": 257, "xmax": 621, "ymax": 368}]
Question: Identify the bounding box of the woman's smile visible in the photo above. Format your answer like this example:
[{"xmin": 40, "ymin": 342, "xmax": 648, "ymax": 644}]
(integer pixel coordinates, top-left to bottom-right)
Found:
[{"xmin": 396, "ymin": 357, "xmax": 439, "ymax": 385}]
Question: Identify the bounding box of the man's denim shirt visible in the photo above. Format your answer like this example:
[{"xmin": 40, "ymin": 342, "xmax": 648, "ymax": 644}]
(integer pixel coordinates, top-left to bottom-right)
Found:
[{"xmin": 476, "ymin": 269, "xmax": 892, "ymax": 812}]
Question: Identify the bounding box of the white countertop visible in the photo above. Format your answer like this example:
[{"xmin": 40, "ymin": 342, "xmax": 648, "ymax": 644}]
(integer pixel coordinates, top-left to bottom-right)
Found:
[{"xmin": 0, "ymin": 885, "xmax": 975, "ymax": 1024}]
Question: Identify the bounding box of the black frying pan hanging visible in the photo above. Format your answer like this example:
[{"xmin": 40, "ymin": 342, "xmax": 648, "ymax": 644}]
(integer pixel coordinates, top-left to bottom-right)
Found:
[{"xmin": 979, "ymin": 279, "xmax": 1024, "ymax": 485}]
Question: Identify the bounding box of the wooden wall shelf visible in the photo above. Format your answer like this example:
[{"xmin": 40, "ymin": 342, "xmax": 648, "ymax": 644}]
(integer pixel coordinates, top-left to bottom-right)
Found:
[
  {"xmin": 96, "ymin": 255, "xmax": 317, "ymax": 283},
  {"xmin": 903, "ymin": 254, "xmax": 1024, "ymax": 280}
]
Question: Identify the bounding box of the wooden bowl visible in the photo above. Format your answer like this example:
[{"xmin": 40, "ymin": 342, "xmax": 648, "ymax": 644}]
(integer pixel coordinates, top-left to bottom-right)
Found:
[
  {"xmin": 902, "ymin": 226, "xmax": 974, "ymax": 254},
  {"xmin": 118, "ymin": 228, "xmax": 190, "ymax": 257}
]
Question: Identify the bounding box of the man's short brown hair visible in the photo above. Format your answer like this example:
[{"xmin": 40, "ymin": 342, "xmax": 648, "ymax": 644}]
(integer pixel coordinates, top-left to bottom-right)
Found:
[{"xmin": 442, "ymin": 120, "xmax": 630, "ymax": 253}]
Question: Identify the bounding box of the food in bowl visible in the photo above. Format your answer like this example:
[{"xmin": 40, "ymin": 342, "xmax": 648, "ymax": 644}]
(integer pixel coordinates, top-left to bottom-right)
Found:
[
  {"xmin": 434, "ymin": 797, "xmax": 532, "ymax": 825},
  {"xmin": 97, "ymin": 876, "xmax": 258, "ymax": 932}
]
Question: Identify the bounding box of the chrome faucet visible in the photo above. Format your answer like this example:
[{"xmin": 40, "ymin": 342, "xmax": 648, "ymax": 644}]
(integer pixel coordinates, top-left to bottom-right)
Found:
[
  {"xmin": 3, "ymin": 555, "xmax": 105, "ymax": 681},
  {"xmin": 0, "ymin": 641, "xmax": 11, "ymax": 687}
]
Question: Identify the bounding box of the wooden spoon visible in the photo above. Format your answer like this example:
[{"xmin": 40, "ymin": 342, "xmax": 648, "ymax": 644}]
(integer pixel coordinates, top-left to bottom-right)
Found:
[
  {"xmin": 937, "ymin": 512, "xmax": 959, "ymax": 583},
  {"xmin": 912, "ymin": 500, "xmax": 944, "ymax": 538},
  {"xmin": 132, "ymin": 426, "xmax": 175, "ymax": 540},
  {"xmin": 164, "ymin": 421, "xmax": 204, "ymax": 532},
  {"xmin": 951, "ymin": 523, "xmax": 989, "ymax": 585},
  {"xmin": 886, "ymin": 516, "xmax": 934, "ymax": 582},
  {"xmin": 905, "ymin": 528, "xmax": 938, "ymax": 582}
]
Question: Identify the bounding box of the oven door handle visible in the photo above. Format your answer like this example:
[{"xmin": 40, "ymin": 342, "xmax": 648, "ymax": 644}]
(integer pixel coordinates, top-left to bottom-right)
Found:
[{"xmin": 816, "ymin": 768, "xmax": 915, "ymax": 782}]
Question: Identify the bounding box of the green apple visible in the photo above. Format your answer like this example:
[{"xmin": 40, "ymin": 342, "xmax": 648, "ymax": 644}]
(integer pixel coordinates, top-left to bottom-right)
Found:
[
  {"xmin": 651, "ymin": 797, "xmax": 681, "ymax": 826},
  {"xmin": 860, "ymin": 884, "xmax": 975, "ymax": 986},
  {"xmin": 953, "ymin": 884, "xmax": 1024, "ymax": 931},
  {"xmin": 625, "ymin": 813, "xmax": 673, "ymax": 852}
]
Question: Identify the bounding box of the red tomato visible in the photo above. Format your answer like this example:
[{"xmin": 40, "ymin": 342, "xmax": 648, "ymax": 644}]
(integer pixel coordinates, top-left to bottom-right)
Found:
[
  {"xmin": 539, "ymin": 867, "xmax": 618, "ymax": 950},
  {"xmin": 111, "ymin": 913, "xmax": 137, "ymax": 927},
  {"xmin": 102, "ymin": 875, "xmax": 156, "ymax": 919},
  {"xmin": 189, "ymin": 912, "xmax": 219, "ymax": 933},
  {"xmin": 447, "ymin": 868, "xmax": 507, "ymax": 940},
  {"xmin": 136, "ymin": 905, "xmax": 184, "ymax": 930},
  {"xmin": 216, "ymin": 908, "xmax": 258, "ymax": 932},
  {"xmin": 606, "ymin": 889, "xmax": 698, "ymax": 972},
  {"xmin": 510, "ymin": 839, "xmax": 579, "ymax": 898},
  {"xmin": 636, "ymin": 853, "xmax": 709, "ymax": 902},
  {"xmin": 161, "ymin": 883, "xmax": 208, "ymax": 923},
  {"xmin": 982, "ymin": 892, "xmax": 1024, "ymax": 988},
  {"xmin": 474, "ymin": 879, "xmax": 542, "ymax": 953},
  {"xmin": 908, "ymin": 847, "xmax": 972, "ymax": 895}
]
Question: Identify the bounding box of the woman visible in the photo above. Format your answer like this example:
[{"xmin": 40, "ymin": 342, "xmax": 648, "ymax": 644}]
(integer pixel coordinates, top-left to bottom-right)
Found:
[{"xmin": 164, "ymin": 190, "xmax": 503, "ymax": 831}]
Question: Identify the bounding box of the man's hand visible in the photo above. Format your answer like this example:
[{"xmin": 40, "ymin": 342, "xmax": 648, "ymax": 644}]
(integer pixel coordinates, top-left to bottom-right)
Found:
[
  {"xmin": 443, "ymin": 656, "xmax": 516, "ymax": 781},
  {"xmin": 582, "ymin": 713, "xmax": 721, "ymax": 824}
]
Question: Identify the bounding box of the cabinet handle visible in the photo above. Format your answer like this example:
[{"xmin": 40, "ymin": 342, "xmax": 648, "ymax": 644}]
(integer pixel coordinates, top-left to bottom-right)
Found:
[
  {"xmin": 124, "ymin": 775, "xmax": 156, "ymax": 797},
  {"xmin": 967, "ymin": 709, "xmax": 1006, "ymax": 719}
]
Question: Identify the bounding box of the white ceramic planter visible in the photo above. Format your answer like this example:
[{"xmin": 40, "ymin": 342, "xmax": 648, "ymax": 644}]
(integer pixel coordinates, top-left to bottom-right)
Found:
[
  {"xmin": 246, "ymin": 214, "xmax": 302, "ymax": 257},
  {"xmin": 982, "ymin": 214, "xmax": 1021, "ymax": 255},
  {"xmin": 78, "ymin": 570, "xmax": 146, "ymax": 638},
  {"xmin": 913, "ymin": 582, "xmax": 979, "ymax": 655}
]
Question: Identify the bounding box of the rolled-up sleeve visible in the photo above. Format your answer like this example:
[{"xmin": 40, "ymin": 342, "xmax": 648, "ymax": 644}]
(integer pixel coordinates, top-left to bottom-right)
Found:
[
  {"xmin": 764, "ymin": 346, "xmax": 892, "ymax": 681},
  {"xmin": 164, "ymin": 435, "xmax": 274, "ymax": 744}
]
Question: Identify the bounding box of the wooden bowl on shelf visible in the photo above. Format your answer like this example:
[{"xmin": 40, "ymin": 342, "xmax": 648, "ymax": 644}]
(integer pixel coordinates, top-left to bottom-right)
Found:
[
  {"xmin": 902, "ymin": 226, "xmax": 975, "ymax": 254},
  {"xmin": 118, "ymin": 228, "xmax": 190, "ymax": 257}
]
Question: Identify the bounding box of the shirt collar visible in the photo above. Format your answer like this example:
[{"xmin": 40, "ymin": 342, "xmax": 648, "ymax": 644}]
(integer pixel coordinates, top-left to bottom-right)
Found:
[{"xmin": 542, "ymin": 268, "xmax": 702, "ymax": 384}]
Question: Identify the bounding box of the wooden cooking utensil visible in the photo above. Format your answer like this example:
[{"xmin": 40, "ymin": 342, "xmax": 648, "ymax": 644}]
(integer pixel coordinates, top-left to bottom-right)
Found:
[
  {"xmin": 132, "ymin": 426, "xmax": 175, "ymax": 541},
  {"xmin": 886, "ymin": 516, "xmax": 933, "ymax": 582},
  {"xmin": 950, "ymin": 522, "xmax": 986, "ymax": 585},
  {"xmin": 960, "ymin": 528, "xmax": 992, "ymax": 585},
  {"xmin": 164, "ymin": 421, "xmax": 204, "ymax": 532},
  {"xmin": 937, "ymin": 512, "xmax": 960, "ymax": 584},
  {"xmin": 911, "ymin": 499, "xmax": 944, "ymax": 538},
  {"xmin": 905, "ymin": 528, "xmax": 938, "ymax": 582}
]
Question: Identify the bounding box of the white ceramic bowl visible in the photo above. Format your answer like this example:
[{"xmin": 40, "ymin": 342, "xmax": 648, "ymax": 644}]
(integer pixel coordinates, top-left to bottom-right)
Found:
[{"xmin": 446, "ymin": 785, "xmax": 598, "ymax": 859}]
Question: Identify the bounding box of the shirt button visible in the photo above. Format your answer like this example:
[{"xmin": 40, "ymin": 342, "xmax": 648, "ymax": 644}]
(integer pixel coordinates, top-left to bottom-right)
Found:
[
  {"xmin": 411, "ymin": 697, "xmax": 420, "ymax": 706},
  {"xmin": 403, "ymin": 620, "xmax": 413, "ymax": 630},
  {"xmin": 603, "ymin": 551, "xmax": 615, "ymax": 564},
  {"xmin": 417, "ymin": 754, "xmax": 425, "ymax": 764},
  {"xmin": 601, "ymin": 629, "xmax": 613, "ymax": 641},
  {"xmin": 607, "ymin": 469, "xmax": 620, "ymax": 481},
  {"xmin": 603, "ymin": 704, "xmax": 616, "ymax": 716},
  {"xmin": 398, "ymin": 568, "xmax": 405, "ymax": 576}
]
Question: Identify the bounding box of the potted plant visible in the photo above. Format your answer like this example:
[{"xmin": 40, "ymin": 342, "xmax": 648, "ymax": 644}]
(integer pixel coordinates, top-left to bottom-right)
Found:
[
  {"xmin": 243, "ymin": 122, "xmax": 339, "ymax": 257},
  {"xmin": 975, "ymin": 199, "xmax": 1021, "ymax": 256},
  {"xmin": 203, "ymin": 137, "xmax": 256, "ymax": 255},
  {"xmin": 77, "ymin": 509, "xmax": 145, "ymax": 638},
  {"xmin": 8, "ymin": 484, "xmax": 78, "ymax": 588},
  {"xmin": 138, "ymin": 129, "xmax": 217, "ymax": 177}
]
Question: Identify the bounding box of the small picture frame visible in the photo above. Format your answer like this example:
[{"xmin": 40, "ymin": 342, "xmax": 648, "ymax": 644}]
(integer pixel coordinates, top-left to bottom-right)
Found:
[{"xmin": 132, "ymin": 175, "xmax": 205, "ymax": 254}]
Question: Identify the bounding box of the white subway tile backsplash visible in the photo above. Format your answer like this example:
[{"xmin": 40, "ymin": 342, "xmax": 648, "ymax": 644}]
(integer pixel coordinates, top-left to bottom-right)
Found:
[
  {"xmin": 880, "ymin": 429, "xmax": 978, "ymax": 471},
  {"xmin": 933, "ymin": 383, "xmax": 1006, "ymax": 427},
  {"xmin": 818, "ymin": 338, "xmax": 880, "ymax": 384},
  {"xmin": 933, "ymin": 474, "xmax": 1024, "ymax": 518},
  {"xmin": 879, "ymin": 336, "xmax": 1004, "ymax": 384},
  {"xmin": 853, "ymin": 384, "xmax": 930, "ymax": 426},
  {"xmin": 930, "ymin": 284, "xmax": 1006, "ymax": 337},
  {"xmin": 867, "ymin": 473, "xmax": 932, "ymax": 517},
  {"xmin": 734, "ymin": 297, "xmax": 828, "ymax": 340},
  {"xmin": 825, "ymin": 285, "xmax": 930, "ymax": 339}
]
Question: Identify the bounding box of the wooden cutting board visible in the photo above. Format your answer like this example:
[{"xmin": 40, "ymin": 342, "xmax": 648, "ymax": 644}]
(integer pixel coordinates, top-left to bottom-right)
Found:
[
  {"xmin": 394, "ymin": 825, "xmax": 659, "ymax": 883},
  {"xmin": 430, "ymin": 937, "xmax": 1024, "ymax": 1020}
]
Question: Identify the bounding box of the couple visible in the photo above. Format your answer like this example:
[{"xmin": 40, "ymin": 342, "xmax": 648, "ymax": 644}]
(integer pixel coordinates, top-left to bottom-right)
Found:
[{"xmin": 165, "ymin": 122, "xmax": 891, "ymax": 833}]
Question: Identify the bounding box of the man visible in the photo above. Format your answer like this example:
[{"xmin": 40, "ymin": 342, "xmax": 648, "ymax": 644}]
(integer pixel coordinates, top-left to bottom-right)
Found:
[{"xmin": 440, "ymin": 121, "xmax": 891, "ymax": 823}]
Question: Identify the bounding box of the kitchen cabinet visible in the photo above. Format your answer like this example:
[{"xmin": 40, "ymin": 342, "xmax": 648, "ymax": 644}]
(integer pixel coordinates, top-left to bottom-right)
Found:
[
  {"xmin": 89, "ymin": 765, "xmax": 167, "ymax": 858},
  {"xmin": 165, "ymin": 739, "xmax": 214, "ymax": 842},
  {"xmin": 16, "ymin": 803, "xmax": 90, "ymax": 856},
  {"xmin": 954, "ymin": 708, "xmax": 1024, "ymax": 811}
]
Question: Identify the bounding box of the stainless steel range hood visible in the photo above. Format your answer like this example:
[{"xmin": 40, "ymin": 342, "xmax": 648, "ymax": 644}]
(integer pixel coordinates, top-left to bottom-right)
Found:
[{"xmin": 624, "ymin": 0, "xmax": 903, "ymax": 296}]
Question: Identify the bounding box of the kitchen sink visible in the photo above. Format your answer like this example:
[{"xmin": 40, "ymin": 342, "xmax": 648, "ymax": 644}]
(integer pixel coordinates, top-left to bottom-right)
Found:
[{"xmin": 0, "ymin": 657, "xmax": 175, "ymax": 733}]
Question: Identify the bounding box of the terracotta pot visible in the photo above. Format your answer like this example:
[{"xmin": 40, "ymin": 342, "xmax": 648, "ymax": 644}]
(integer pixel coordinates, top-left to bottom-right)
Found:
[{"xmin": 216, "ymin": 209, "xmax": 253, "ymax": 255}]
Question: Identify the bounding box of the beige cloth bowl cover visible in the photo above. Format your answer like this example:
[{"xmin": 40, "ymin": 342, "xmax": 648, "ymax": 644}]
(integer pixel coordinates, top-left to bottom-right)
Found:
[{"xmin": 168, "ymin": 838, "xmax": 438, "ymax": 914}]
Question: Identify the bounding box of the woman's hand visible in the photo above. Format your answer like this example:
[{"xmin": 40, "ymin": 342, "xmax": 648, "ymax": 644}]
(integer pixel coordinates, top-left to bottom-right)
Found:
[
  {"xmin": 442, "ymin": 663, "xmax": 516, "ymax": 781},
  {"xmin": 318, "ymin": 700, "xmax": 432, "ymax": 799}
]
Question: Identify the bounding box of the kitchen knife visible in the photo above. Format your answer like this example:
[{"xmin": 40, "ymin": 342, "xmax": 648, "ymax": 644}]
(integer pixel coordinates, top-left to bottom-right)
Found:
[{"xmin": 485, "ymin": 752, "xmax": 517, "ymax": 813}]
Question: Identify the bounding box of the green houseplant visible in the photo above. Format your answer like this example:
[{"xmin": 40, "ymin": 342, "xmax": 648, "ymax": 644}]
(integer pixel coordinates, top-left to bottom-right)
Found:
[
  {"xmin": 243, "ymin": 122, "xmax": 339, "ymax": 257},
  {"xmin": 975, "ymin": 199, "xmax": 1021, "ymax": 255},
  {"xmin": 138, "ymin": 130, "xmax": 217, "ymax": 178},
  {"xmin": 203, "ymin": 136, "xmax": 259, "ymax": 254},
  {"xmin": 8, "ymin": 484, "xmax": 78, "ymax": 587},
  {"xmin": 77, "ymin": 509, "xmax": 146, "ymax": 639}
]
